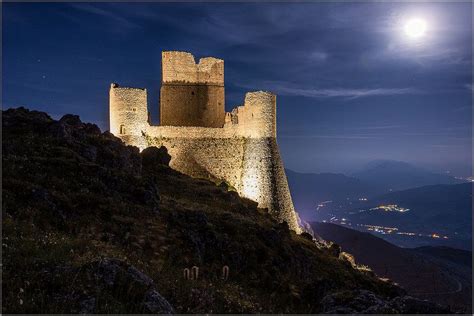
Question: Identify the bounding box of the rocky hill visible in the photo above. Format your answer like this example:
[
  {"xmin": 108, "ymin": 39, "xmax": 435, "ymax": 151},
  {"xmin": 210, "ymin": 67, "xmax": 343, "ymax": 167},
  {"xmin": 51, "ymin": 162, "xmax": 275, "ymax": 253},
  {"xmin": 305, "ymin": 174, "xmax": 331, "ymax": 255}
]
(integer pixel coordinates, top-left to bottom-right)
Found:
[
  {"xmin": 2, "ymin": 107, "xmax": 451, "ymax": 314},
  {"xmin": 312, "ymin": 222, "xmax": 472, "ymax": 313}
]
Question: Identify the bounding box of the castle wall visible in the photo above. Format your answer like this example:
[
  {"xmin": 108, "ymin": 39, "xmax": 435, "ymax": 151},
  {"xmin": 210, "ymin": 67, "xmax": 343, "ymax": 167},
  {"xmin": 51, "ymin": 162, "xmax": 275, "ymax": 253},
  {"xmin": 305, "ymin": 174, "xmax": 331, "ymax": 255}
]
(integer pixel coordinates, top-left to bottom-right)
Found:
[
  {"xmin": 139, "ymin": 91, "xmax": 300, "ymax": 233},
  {"xmin": 160, "ymin": 51, "xmax": 225, "ymax": 127},
  {"xmin": 160, "ymin": 85, "xmax": 224, "ymax": 127},
  {"xmin": 142, "ymin": 127, "xmax": 300, "ymax": 233},
  {"xmin": 162, "ymin": 51, "xmax": 224, "ymax": 85}
]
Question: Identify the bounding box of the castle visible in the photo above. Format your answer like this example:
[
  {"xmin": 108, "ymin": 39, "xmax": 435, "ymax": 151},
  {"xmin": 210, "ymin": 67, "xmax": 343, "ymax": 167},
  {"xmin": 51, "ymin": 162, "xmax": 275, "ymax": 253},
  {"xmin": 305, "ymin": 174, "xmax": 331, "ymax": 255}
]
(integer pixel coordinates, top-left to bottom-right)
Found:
[{"xmin": 109, "ymin": 51, "xmax": 301, "ymax": 233}]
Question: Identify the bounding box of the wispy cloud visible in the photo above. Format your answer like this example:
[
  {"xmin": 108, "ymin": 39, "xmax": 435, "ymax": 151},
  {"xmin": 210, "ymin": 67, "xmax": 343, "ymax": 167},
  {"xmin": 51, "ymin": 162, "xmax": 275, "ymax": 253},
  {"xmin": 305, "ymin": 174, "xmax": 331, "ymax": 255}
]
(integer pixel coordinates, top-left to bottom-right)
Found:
[
  {"xmin": 347, "ymin": 124, "xmax": 402, "ymax": 130},
  {"xmin": 239, "ymin": 81, "xmax": 421, "ymax": 100},
  {"xmin": 276, "ymin": 86, "xmax": 419, "ymax": 99},
  {"xmin": 309, "ymin": 51, "xmax": 329, "ymax": 62},
  {"xmin": 67, "ymin": 3, "xmax": 141, "ymax": 31},
  {"xmin": 464, "ymin": 83, "xmax": 474, "ymax": 91},
  {"xmin": 280, "ymin": 134, "xmax": 381, "ymax": 140}
]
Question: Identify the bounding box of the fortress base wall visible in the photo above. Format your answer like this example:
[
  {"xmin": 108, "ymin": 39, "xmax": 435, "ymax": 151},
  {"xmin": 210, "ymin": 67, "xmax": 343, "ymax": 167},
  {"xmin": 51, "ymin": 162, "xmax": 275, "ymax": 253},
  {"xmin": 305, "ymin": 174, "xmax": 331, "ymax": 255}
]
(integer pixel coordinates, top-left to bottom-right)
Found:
[
  {"xmin": 143, "ymin": 125, "xmax": 301, "ymax": 233},
  {"xmin": 160, "ymin": 85, "xmax": 225, "ymax": 127}
]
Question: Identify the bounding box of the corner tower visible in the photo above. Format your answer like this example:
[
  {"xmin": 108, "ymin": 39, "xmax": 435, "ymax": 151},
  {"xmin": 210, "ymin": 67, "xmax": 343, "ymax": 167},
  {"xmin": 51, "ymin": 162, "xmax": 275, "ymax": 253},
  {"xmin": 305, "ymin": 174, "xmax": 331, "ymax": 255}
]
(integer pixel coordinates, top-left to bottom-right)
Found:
[
  {"xmin": 160, "ymin": 51, "xmax": 225, "ymax": 127},
  {"xmin": 109, "ymin": 83, "xmax": 149, "ymax": 150}
]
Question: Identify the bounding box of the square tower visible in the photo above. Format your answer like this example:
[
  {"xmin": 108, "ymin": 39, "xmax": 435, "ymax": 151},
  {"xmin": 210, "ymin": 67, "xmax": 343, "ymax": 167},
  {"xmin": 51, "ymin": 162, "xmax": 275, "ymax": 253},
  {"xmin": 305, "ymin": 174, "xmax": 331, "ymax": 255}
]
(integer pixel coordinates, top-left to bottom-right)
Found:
[{"xmin": 160, "ymin": 51, "xmax": 225, "ymax": 127}]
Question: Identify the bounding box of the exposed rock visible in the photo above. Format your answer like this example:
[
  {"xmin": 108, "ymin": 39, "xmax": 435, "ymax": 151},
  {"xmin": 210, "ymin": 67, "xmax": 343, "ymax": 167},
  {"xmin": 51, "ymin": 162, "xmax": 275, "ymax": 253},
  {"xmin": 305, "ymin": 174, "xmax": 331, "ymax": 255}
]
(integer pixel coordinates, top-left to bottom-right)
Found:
[
  {"xmin": 328, "ymin": 242, "xmax": 342, "ymax": 258},
  {"xmin": 143, "ymin": 289, "xmax": 175, "ymax": 314},
  {"xmin": 320, "ymin": 290, "xmax": 451, "ymax": 314},
  {"xmin": 141, "ymin": 146, "xmax": 171, "ymax": 167},
  {"xmin": 390, "ymin": 295, "xmax": 451, "ymax": 314},
  {"xmin": 59, "ymin": 114, "xmax": 82, "ymax": 126},
  {"xmin": 79, "ymin": 296, "xmax": 96, "ymax": 314},
  {"xmin": 300, "ymin": 232, "xmax": 314, "ymax": 241},
  {"xmin": 87, "ymin": 258, "xmax": 174, "ymax": 313}
]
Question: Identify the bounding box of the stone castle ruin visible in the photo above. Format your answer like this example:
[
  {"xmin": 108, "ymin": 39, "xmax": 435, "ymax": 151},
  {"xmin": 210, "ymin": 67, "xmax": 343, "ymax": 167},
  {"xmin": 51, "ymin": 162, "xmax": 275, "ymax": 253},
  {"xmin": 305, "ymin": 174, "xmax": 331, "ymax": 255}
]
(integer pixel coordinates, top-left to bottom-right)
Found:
[{"xmin": 109, "ymin": 51, "xmax": 301, "ymax": 233}]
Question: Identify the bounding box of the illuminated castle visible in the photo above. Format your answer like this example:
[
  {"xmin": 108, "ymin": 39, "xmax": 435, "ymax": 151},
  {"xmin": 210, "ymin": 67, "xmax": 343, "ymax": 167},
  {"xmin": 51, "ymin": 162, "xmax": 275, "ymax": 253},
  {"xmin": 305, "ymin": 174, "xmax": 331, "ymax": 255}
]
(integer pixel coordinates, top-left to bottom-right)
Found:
[{"xmin": 109, "ymin": 51, "xmax": 301, "ymax": 233}]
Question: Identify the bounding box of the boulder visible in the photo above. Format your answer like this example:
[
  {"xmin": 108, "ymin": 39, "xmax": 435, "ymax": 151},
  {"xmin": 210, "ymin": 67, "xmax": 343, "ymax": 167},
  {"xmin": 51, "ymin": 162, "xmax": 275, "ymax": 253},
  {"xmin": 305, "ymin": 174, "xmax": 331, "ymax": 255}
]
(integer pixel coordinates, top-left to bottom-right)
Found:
[
  {"xmin": 87, "ymin": 258, "xmax": 175, "ymax": 314},
  {"xmin": 141, "ymin": 146, "xmax": 171, "ymax": 168}
]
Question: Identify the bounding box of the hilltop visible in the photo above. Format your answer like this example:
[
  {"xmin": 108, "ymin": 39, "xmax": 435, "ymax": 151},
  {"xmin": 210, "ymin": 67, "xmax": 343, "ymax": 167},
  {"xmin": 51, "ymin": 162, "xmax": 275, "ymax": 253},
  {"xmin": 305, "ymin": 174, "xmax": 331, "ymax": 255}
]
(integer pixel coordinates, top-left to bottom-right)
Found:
[{"xmin": 2, "ymin": 107, "xmax": 451, "ymax": 314}]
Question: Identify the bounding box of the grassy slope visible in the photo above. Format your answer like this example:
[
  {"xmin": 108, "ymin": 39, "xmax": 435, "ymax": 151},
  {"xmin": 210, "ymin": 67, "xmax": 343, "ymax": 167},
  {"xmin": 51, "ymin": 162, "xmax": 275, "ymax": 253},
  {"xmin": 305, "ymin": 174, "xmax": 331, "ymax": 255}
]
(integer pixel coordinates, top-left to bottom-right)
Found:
[{"xmin": 2, "ymin": 108, "xmax": 402, "ymax": 313}]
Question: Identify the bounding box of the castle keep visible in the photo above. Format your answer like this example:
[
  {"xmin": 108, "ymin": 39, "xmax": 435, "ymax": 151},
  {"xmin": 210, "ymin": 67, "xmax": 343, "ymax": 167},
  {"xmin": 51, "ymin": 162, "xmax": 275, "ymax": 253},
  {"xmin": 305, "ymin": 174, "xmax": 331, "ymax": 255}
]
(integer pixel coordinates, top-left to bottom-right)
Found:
[{"xmin": 109, "ymin": 51, "xmax": 301, "ymax": 233}]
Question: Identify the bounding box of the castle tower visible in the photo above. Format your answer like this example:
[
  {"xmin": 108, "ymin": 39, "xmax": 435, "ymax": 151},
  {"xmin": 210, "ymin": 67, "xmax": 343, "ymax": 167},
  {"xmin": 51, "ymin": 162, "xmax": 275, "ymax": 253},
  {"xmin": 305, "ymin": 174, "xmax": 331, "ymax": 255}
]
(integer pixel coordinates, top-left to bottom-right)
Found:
[
  {"xmin": 160, "ymin": 51, "xmax": 225, "ymax": 127},
  {"xmin": 238, "ymin": 92, "xmax": 301, "ymax": 233},
  {"xmin": 231, "ymin": 91, "xmax": 277, "ymax": 138},
  {"xmin": 109, "ymin": 83, "xmax": 149, "ymax": 150}
]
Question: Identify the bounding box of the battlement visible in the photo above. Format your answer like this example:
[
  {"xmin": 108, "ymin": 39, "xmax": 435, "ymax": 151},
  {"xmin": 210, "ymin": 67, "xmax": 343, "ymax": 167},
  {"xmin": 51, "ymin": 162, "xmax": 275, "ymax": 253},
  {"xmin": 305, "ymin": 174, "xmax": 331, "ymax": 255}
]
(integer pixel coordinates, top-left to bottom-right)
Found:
[
  {"xmin": 110, "ymin": 83, "xmax": 146, "ymax": 91},
  {"xmin": 225, "ymin": 91, "xmax": 277, "ymax": 138},
  {"xmin": 162, "ymin": 51, "xmax": 224, "ymax": 86}
]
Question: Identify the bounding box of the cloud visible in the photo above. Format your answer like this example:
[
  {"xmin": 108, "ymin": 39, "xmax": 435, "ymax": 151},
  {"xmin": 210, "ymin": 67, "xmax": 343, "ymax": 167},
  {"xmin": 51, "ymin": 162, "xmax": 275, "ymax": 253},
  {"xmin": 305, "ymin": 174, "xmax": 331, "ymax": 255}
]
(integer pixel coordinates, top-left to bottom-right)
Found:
[
  {"xmin": 239, "ymin": 81, "xmax": 421, "ymax": 99},
  {"xmin": 67, "ymin": 3, "xmax": 141, "ymax": 31},
  {"xmin": 309, "ymin": 51, "xmax": 328, "ymax": 62},
  {"xmin": 464, "ymin": 84, "xmax": 474, "ymax": 91},
  {"xmin": 277, "ymin": 86, "xmax": 419, "ymax": 99},
  {"xmin": 280, "ymin": 134, "xmax": 381, "ymax": 140},
  {"xmin": 347, "ymin": 124, "xmax": 402, "ymax": 130}
]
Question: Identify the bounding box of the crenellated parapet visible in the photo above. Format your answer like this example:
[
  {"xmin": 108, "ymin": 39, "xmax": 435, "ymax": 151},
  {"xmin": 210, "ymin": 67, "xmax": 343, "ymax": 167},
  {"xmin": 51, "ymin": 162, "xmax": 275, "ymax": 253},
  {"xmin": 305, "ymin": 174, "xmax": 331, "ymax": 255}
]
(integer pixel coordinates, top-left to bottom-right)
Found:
[
  {"xmin": 226, "ymin": 91, "xmax": 277, "ymax": 138},
  {"xmin": 162, "ymin": 51, "xmax": 224, "ymax": 86}
]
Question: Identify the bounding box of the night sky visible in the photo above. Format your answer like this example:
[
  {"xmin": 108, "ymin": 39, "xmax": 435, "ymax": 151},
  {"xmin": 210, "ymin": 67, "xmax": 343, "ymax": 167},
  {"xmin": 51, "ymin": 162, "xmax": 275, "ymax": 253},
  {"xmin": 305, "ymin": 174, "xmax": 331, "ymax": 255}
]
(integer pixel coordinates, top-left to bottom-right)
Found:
[{"xmin": 3, "ymin": 2, "xmax": 472, "ymax": 176}]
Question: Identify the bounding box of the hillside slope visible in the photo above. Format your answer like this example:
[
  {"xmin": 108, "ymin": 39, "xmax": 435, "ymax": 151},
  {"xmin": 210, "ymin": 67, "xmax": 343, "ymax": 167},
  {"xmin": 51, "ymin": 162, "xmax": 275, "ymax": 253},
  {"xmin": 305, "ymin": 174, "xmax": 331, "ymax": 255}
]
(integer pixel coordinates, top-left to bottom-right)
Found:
[
  {"xmin": 2, "ymin": 108, "xmax": 451, "ymax": 314},
  {"xmin": 312, "ymin": 222, "xmax": 472, "ymax": 312}
]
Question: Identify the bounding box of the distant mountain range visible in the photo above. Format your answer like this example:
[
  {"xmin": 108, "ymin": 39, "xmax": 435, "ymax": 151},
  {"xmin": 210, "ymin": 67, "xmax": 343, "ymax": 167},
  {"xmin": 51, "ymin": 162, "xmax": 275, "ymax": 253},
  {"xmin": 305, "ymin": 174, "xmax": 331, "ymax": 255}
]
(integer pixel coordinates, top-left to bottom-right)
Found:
[
  {"xmin": 288, "ymin": 160, "xmax": 471, "ymax": 249},
  {"xmin": 285, "ymin": 169, "xmax": 373, "ymax": 217},
  {"xmin": 351, "ymin": 160, "xmax": 465, "ymax": 192},
  {"xmin": 287, "ymin": 160, "xmax": 466, "ymax": 218},
  {"xmin": 312, "ymin": 222, "xmax": 472, "ymax": 313}
]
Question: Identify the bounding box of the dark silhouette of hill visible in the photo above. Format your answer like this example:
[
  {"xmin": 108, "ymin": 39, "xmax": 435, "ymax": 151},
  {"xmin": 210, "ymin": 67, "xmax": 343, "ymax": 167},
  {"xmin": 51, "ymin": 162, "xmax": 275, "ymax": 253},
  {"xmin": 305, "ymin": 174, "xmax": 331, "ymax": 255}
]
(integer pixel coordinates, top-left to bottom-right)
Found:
[
  {"xmin": 413, "ymin": 246, "xmax": 472, "ymax": 267},
  {"xmin": 3, "ymin": 107, "xmax": 454, "ymax": 314},
  {"xmin": 371, "ymin": 182, "xmax": 471, "ymax": 219},
  {"xmin": 312, "ymin": 222, "xmax": 472, "ymax": 313},
  {"xmin": 352, "ymin": 160, "xmax": 464, "ymax": 192}
]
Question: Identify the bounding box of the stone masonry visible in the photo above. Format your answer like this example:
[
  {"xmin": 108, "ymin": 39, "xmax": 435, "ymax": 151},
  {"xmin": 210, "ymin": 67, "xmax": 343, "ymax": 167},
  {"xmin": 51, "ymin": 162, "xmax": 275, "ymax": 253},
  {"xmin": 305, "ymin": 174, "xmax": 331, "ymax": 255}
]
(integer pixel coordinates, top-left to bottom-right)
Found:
[{"xmin": 109, "ymin": 51, "xmax": 301, "ymax": 233}]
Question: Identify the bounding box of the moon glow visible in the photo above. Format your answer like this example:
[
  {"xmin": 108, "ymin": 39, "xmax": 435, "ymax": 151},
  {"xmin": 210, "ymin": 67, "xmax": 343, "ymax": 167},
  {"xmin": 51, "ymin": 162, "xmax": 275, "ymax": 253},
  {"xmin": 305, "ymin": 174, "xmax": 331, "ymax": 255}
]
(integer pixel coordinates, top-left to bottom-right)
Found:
[{"xmin": 404, "ymin": 18, "xmax": 427, "ymax": 38}]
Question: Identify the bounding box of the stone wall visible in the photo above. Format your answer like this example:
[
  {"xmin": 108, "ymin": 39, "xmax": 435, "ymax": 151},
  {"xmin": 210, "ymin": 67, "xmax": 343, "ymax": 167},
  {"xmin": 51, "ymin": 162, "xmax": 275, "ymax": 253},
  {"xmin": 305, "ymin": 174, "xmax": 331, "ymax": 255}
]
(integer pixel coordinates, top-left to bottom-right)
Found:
[
  {"xmin": 160, "ymin": 85, "xmax": 225, "ymax": 127},
  {"xmin": 227, "ymin": 91, "xmax": 277, "ymax": 138},
  {"xmin": 138, "ymin": 91, "xmax": 300, "ymax": 233},
  {"xmin": 160, "ymin": 51, "xmax": 225, "ymax": 127},
  {"xmin": 142, "ymin": 129, "xmax": 300, "ymax": 233},
  {"xmin": 109, "ymin": 83, "xmax": 148, "ymax": 150},
  {"xmin": 161, "ymin": 51, "xmax": 224, "ymax": 85}
]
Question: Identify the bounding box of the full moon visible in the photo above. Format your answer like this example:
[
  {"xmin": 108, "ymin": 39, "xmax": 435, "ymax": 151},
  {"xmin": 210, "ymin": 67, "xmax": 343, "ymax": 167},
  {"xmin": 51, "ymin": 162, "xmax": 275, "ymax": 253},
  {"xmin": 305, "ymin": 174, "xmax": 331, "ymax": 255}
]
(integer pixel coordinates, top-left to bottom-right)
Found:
[{"xmin": 404, "ymin": 18, "xmax": 427, "ymax": 38}]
